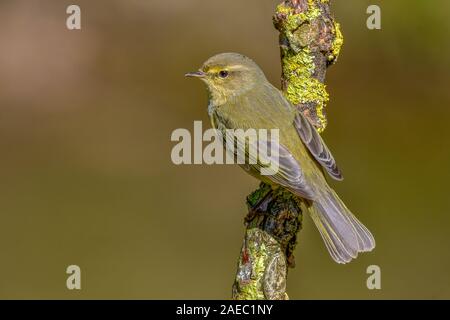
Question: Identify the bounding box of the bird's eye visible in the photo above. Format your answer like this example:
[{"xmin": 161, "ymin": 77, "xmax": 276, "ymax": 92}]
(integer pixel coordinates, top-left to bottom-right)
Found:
[{"xmin": 218, "ymin": 70, "xmax": 229, "ymax": 78}]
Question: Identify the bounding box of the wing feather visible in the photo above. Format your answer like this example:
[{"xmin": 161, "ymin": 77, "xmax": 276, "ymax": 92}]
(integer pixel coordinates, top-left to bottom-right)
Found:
[
  {"xmin": 294, "ymin": 114, "xmax": 343, "ymax": 181},
  {"xmin": 216, "ymin": 124, "xmax": 316, "ymax": 200}
]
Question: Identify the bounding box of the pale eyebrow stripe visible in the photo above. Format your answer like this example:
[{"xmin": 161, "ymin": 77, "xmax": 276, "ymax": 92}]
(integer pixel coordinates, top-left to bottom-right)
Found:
[
  {"xmin": 227, "ymin": 64, "xmax": 250, "ymax": 71},
  {"xmin": 205, "ymin": 64, "xmax": 250, "ymax": 74}
]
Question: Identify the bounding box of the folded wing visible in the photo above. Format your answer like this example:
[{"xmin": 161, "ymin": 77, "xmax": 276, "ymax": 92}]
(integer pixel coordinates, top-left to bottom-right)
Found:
[{"xmin": 294, "ymin": 113, "xmax": 343, "ymax": 181}]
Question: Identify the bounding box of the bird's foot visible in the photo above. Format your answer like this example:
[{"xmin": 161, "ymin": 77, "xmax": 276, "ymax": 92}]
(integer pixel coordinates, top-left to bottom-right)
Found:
[{"xmin": 245, "ymin": 187, "xmax": 273, "ymax": 223}]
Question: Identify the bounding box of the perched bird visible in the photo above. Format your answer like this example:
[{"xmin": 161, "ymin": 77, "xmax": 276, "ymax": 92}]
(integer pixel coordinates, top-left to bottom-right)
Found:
[{"xmin": 186, "ymin": 53, "xmax": 375, "ymax": 263}]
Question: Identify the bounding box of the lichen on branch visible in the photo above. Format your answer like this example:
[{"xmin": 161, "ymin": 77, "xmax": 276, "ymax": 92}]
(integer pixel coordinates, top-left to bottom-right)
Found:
[{"xmin": 273, "ymin": 0, "xmax": 343, "ymax": 132}]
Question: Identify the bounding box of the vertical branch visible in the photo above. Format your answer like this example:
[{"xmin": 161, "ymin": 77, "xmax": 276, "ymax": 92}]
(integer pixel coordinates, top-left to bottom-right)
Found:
[
  {"xmin": 274, "ymin": 0, "xmax": 343, "ymax": 132},
  {"xmin": 232, "ymin": 0, "xmax": 343, "ymax": 300}
]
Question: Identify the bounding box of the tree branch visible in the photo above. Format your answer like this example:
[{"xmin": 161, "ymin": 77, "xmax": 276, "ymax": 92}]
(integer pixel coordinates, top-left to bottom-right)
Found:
[{"xmin": 232, "ymin": 0, "xmax": 343, "ymax": 300}]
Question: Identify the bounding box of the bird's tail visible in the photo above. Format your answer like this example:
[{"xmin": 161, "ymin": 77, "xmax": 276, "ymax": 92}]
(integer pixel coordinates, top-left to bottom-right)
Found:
[{"xmin": 307, "ymin": 187, "xmax": 375, "ymax": 264}]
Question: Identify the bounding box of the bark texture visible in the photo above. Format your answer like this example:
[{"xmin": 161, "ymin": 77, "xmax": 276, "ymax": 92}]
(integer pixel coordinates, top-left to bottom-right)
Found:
[{"xmin": 232, "ymin": 0, "xmax": 343, "ymax": 300}]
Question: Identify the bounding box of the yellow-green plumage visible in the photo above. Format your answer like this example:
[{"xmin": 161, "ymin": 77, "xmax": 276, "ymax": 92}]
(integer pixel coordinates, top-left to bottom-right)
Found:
[{"xmin": 186, "ymin": 53, "xmax": 375, "ymax": 264}]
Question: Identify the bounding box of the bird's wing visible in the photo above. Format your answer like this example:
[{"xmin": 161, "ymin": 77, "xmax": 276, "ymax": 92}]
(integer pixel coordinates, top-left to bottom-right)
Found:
[
  {"xmin": 217, "ymin": 124, "xmax": 316, "ymax": 200},
  {"xmin": 293, "ymin": 113, "xmax": 343, "ymax": 181}
]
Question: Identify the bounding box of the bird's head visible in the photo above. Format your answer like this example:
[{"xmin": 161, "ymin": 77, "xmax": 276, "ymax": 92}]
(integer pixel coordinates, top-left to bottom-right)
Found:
[{"xmin": 186, "ymin": 53, "xmax": 266, "ymax": 104}]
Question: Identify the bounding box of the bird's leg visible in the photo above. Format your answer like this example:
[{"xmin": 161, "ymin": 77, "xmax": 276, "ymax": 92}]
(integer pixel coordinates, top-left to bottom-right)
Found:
[{"xmin": 245, "ymin": 184, "xmax": 273, "ymax": 223}]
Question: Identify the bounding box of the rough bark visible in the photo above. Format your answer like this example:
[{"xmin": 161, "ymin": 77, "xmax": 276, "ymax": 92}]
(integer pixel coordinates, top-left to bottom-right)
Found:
[{"xmin": 232, "ymin": 0, "xmax": 343, "ymax": 300}]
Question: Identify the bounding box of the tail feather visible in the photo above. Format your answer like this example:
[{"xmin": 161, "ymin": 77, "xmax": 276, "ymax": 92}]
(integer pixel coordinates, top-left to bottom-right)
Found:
[{"xmin": 308, "ymin": 188, "xmax": 375, "ymax": 264}]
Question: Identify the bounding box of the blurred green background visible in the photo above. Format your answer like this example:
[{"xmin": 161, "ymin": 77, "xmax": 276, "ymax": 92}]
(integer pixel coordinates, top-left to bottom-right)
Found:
[{"xmin": 0, "ymin": 0, "xmax": 449, "ymax": 299}]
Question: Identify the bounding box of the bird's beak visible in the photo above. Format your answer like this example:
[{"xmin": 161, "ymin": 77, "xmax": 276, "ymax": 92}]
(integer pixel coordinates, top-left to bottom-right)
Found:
[{"xmin": 185, "ymin": 70, "xmax": 205, "ymax": 78}]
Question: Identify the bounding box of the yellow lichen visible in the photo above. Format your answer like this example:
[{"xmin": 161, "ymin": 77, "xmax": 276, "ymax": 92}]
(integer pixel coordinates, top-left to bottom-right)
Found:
[
  {"xmin": 275, "ymin": 1, "xmax": 321, "ymax": 32},
  {"xmin": 276, "ymin": 1, "xmax": 330, "ymax": 132},
  {"xmin": 328, "ymin": 21, "xmax": 344, "ymax": 63},
  {"xmin": 233, "ymin": 229, "xmax": 271, "ymax": 300},
  {"xmin": 282, "ymin": 48, "xmax": 329, "ymax": 132}
]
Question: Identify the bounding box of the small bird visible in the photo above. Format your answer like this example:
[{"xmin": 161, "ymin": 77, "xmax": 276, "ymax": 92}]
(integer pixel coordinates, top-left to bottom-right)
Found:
[{"xmin": 186, "ymin": 53, "xmax": 375, "ymax": 263}]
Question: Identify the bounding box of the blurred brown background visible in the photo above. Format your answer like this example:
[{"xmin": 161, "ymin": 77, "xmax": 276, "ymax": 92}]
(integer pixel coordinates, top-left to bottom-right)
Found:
[{"xmin": 0, "ymin": 0, "xmax": 449, "ymax": 299}]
